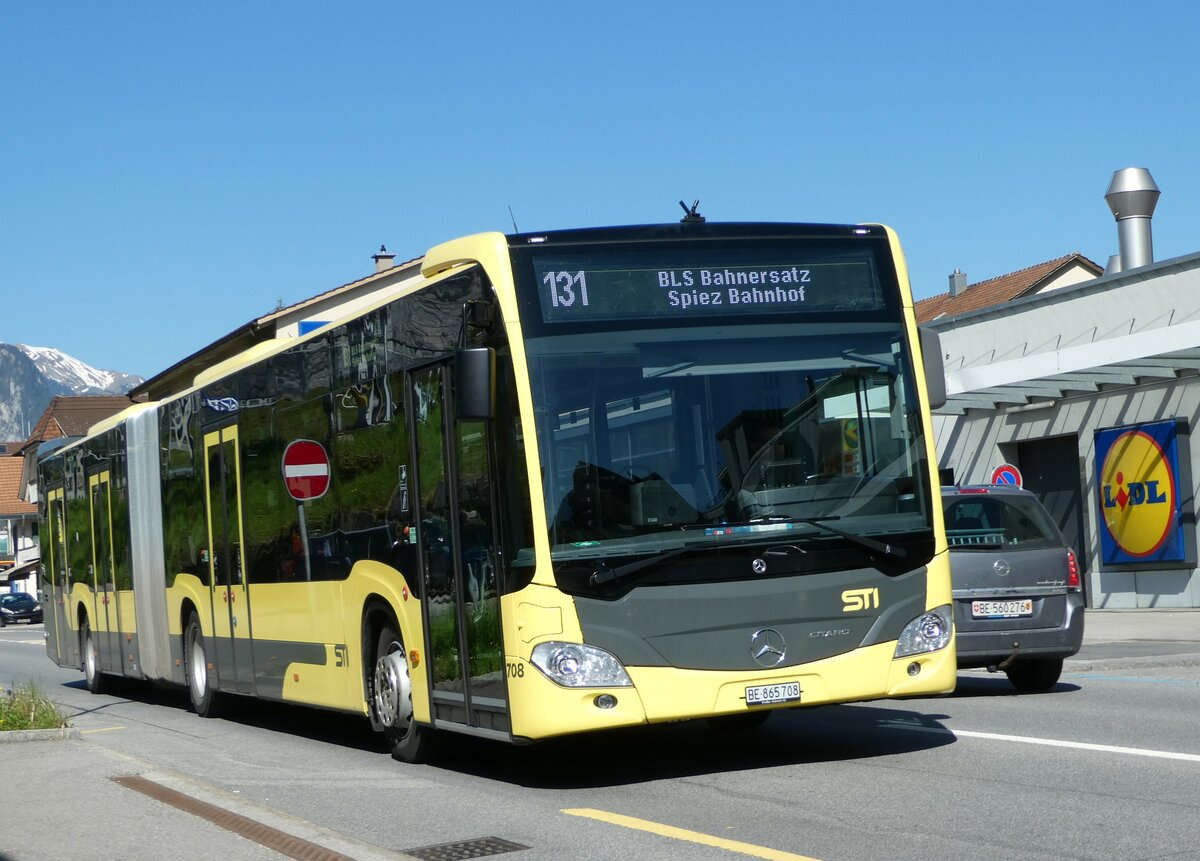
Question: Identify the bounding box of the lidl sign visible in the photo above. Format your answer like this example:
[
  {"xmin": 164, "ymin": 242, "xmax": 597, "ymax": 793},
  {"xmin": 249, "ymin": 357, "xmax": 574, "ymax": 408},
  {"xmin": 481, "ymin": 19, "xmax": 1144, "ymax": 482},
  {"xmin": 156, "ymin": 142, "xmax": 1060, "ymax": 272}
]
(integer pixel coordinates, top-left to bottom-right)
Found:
[{"xmin": 1095, "ymin": 420, "xmax": 1185, "ymax": 564}]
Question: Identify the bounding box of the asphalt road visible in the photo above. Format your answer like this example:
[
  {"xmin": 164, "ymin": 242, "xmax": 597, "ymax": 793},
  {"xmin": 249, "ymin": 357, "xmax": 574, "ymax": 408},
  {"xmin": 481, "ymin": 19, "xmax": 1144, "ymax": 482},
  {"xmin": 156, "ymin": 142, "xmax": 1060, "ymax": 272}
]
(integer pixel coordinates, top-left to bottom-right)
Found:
[{"xmin": 3, "ymin": 621, "xmax": 1200, "ymax": 861}]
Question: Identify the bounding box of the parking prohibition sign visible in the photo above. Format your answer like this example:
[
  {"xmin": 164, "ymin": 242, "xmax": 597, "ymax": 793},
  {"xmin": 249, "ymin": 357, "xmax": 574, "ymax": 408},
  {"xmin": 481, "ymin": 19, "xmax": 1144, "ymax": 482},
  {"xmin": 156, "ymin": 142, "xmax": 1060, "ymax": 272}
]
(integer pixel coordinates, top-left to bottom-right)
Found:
[
  {"xmin": 991, "ymin": 463, "xmax": 1023, "ymax": 487},
  {"xmin": 282, "ymin": 440, "xmax": 331, "ymax": 501}
]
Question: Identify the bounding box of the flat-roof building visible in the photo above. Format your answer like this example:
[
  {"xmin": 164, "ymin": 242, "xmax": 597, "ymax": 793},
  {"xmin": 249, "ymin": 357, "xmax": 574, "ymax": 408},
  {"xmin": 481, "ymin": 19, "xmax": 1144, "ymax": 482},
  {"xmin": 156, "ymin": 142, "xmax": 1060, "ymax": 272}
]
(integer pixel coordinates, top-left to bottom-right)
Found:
[{"xmin": 922, "ymin": 168, "xmax": 1200, "ymax": 608}]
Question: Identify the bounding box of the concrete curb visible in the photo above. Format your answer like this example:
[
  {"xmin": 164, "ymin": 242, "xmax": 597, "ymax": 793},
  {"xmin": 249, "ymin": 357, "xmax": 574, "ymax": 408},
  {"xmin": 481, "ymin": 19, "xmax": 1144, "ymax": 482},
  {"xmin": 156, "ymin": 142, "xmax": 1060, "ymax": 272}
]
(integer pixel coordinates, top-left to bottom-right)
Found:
[
  {"xmin": 0, "ymin": 725, "xmax": 80, "ymax": 743},
  {"xmin": 91, "ymin": 743, "xmax": 420, "ymax": 861},
  {"xmin": 1065, "ymin": 653, "xmax": 1200, "ymax": 672}
]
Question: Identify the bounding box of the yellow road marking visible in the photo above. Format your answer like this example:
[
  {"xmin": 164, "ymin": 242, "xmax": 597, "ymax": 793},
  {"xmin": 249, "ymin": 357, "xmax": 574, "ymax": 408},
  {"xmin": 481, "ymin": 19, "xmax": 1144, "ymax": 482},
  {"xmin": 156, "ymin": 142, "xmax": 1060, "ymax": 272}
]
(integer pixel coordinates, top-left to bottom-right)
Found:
[
  {"xmin": 80, "ymin": 726, "xmax": 126, "ymax": 734},
  {"xmin": 563, "ymin": 808, "xmax": 822, "ymax": 861}
]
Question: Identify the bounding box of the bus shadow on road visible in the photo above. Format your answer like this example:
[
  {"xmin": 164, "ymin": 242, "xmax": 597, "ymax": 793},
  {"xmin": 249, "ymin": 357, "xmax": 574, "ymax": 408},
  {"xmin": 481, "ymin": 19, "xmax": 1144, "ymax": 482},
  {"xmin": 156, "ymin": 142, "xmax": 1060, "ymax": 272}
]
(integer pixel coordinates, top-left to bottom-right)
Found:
[
  {"xmin": 68, "ymin": 679, "xmax": 963, "ymax": 787},
  {"xmin": 430, "ymin": 704, "xmax": 957, "ymax": 789}
]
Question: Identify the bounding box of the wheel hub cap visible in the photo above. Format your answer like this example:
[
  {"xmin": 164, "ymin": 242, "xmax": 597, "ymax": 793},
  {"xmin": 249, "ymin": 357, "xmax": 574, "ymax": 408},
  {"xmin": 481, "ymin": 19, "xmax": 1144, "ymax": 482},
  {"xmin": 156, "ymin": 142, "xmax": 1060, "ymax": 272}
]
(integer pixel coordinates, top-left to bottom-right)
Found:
[
  {"xmin": 189, "ymin": 634, "xmax": 207, "ymax": 697},
  {"xmin": 374, "ymin": 646, "xmax": 413, "ymax": 729}
]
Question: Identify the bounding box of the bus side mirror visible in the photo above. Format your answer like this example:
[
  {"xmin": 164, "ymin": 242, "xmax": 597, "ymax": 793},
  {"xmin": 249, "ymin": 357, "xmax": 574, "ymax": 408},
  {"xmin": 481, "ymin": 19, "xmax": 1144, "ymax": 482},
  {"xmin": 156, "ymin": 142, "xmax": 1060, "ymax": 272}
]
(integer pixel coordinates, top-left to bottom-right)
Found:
[
  {"xmin": 456, "ymin": 347, "xmax": 495, "ymax": 420},
  {"xmin": 919, "ymin": 327, "xmax": 947, "ymax": 411}
]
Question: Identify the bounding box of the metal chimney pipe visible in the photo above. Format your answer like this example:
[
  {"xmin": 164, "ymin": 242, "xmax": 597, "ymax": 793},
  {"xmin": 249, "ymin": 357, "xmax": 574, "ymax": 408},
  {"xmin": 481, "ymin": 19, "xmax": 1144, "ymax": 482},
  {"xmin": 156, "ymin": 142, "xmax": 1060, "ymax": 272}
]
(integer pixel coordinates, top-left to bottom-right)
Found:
[{"xmin": 1104, "ymin": 167, "xmax": 1160, "ymax": 271}]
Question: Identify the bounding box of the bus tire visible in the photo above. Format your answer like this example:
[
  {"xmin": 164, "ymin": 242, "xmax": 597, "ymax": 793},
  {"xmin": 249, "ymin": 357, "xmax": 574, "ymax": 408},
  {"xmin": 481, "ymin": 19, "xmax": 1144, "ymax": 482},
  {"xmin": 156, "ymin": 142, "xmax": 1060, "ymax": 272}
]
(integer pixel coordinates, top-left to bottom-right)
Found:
[
  {"xmin": 185, "ymin": 612, "xmax": 221, "ymax": 718},
  {"xmin": 1005, "ymin": 657, "xmax": 1063, "ymax": 693},
  {"xmin": 371, "ymin": 621, "xmax": 436, "ymax": 763},
  {"xmin": 82, "ymin": 620, "xmax": 110, "ymax": 695}
]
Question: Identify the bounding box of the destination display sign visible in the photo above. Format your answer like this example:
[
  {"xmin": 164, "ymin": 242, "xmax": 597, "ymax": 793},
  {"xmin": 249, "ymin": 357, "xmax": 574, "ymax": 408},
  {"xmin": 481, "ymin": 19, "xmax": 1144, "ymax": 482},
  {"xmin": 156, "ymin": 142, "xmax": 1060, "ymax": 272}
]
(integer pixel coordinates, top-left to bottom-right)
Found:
[{"xmin": 531, "ymin": 252, "xmax": 884, "ymax": 324}]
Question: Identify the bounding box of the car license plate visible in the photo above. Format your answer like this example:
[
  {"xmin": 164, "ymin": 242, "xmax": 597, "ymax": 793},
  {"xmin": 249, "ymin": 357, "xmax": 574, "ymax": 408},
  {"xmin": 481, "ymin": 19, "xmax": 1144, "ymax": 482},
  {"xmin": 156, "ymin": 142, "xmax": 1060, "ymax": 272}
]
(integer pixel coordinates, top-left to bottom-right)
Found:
[
  {"xmin": 972, "ymin": 599, "xmax": 1033, "ymax": 619},
  {"xmin": 744, "ymin": 681, "xmax": 801, "ymax": 706}
]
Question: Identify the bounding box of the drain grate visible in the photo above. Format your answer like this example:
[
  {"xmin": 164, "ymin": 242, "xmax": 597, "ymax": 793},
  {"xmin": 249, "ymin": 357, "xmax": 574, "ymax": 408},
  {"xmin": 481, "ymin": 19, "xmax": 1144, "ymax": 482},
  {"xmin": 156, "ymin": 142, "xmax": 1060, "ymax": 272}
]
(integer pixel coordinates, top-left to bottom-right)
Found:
[
  {"xmin": 402, "ymin": 837, "xmax": 528, "ymax": 861},
  {"xmin": 112, "ymin": 774, "xmax": 359, "ymax": 861}
]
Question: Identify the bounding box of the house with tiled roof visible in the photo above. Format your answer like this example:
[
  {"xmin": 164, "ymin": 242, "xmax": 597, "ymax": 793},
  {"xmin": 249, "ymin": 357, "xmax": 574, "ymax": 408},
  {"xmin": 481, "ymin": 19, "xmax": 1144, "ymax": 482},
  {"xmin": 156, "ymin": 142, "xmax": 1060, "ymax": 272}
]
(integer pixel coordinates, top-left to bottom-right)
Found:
[
  {"xmin": 915, "ymin": 253, "xmax": 1103, "ymax": 323},
  {"xmin": 1, "ymin": 455, "xmax": 39, "ymax": 589},
  {"xmin": 16, "ymin": 394, "xmax": 135, "ymax": 495},
  {"xmin": 23, "ymin": 394, "xmax": 137, "ymax": 444}
]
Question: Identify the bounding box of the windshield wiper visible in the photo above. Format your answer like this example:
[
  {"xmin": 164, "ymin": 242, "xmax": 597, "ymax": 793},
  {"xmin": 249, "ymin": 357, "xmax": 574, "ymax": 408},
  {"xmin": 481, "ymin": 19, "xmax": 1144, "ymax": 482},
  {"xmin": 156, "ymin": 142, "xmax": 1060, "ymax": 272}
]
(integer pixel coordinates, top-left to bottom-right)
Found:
[
  {"xmin": 795, "ymin": 515, "xmax": 908, "ymax": 559},
  {"xmin": 589, "ymin": 528, "xmax": 792, "ymax": 586},
  {"xmin": 589, "ymin": 543, "xmax": 704, "ymax": 586},
  {"xmin": 692, "ymin": 514, "xmax": 908, "ymax": 560},
  {"xmin": 588, "ymin": 516, "xmax": 907, "ymax": 588}
]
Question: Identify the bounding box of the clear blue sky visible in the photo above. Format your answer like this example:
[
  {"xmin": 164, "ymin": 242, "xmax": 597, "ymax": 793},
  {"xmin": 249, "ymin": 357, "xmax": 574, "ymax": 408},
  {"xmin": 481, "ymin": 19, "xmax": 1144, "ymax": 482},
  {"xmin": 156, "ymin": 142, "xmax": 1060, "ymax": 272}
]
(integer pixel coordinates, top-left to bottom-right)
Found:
[{"xmin": 3, "ymin": 2, "xmax": 1198, "ymax": 379}]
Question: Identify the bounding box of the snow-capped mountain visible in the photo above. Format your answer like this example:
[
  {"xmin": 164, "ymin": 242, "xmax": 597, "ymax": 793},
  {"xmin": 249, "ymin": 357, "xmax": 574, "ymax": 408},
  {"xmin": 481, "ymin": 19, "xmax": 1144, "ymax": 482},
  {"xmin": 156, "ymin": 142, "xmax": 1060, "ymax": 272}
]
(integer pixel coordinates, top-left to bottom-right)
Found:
[
  {"xmin": 16, "ymin": 344, "xmax": 143, "ymax": 395},
  {"xmin": 0, "ymin": 343, "xmax": 144, "ymax": 441}
]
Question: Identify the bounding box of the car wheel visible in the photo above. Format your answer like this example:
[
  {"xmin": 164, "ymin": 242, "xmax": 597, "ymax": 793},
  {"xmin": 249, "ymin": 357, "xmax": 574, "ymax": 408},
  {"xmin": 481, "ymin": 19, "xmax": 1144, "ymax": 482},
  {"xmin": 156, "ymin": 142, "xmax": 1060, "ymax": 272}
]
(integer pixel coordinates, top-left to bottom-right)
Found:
[
  {"xmin": 82, "ymin": 620, "xmax": 110, "ymax": 695},
  {"xmin": 369, "ymin": 621, "xmax": 437, "ymax": 763},
  {"xmin": 185, "ymin": 612, "xmax": 221, "ymax": 718},
  {"xmin": 1005, "ymin": 657, "xmax": 1064, "ymax": 693}
]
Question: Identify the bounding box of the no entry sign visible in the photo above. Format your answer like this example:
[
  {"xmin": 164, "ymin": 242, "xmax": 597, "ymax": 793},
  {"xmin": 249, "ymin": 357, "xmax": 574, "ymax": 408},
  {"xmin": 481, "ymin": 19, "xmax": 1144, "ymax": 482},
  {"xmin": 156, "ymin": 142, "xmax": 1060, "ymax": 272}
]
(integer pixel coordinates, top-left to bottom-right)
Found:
[{"xmin": 282, "ymin": 440, "xmax": 331, "ymax": 501}]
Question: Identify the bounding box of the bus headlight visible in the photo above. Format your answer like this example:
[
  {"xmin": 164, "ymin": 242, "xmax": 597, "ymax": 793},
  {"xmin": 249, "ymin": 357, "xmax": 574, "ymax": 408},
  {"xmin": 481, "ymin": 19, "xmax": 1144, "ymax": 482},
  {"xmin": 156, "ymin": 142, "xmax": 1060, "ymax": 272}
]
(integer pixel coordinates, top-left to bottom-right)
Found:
[
  {"xmin": 530, "ymin": 641, "xmax": 633, "ymax": 688},
  {"xmin": 894, "ymin": 605, "xmax": 953, "ymax": 658}
]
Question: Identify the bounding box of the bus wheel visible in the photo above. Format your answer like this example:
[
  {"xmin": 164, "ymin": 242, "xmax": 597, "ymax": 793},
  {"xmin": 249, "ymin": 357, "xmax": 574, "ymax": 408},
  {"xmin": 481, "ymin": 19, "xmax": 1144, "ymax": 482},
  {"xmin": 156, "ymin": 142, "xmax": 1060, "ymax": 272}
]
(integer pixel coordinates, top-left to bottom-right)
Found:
[
  {"xmin": 81, "ymin": 620, "xmax": 109, "ymax": 695},
  {"xmin": 185, "ymin": 612, "xmax": 221, "ymax": 718},
  {"xmin": 371, "ymin": 623, "xmax": 436, "ymax": 763}
]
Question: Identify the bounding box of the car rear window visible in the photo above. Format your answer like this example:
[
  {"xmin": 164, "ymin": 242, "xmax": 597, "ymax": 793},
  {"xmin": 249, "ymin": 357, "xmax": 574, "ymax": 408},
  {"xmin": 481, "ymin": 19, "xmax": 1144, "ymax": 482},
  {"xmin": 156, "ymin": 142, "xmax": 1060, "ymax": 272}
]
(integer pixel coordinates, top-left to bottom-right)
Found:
[{"xmin": 944, "ymin": 495, "xmax": 1062, "ymax": 550}]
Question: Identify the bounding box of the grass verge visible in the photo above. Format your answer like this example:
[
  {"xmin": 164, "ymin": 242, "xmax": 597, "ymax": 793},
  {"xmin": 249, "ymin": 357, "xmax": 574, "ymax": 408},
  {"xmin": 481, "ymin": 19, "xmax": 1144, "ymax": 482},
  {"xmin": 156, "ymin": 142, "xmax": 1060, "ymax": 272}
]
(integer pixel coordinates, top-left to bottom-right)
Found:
[{"xmin": 0, "ymin": 682, "xmax": 69, "ymax": 731}]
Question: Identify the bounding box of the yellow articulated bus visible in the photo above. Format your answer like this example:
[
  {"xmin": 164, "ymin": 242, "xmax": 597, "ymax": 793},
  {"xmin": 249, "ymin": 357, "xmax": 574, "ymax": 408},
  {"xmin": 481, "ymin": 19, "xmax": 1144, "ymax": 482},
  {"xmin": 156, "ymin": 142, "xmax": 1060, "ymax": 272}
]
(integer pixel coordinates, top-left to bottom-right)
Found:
[{"xmin": 39, "ymin": 221, "xmax": 954, "ymax": 762}]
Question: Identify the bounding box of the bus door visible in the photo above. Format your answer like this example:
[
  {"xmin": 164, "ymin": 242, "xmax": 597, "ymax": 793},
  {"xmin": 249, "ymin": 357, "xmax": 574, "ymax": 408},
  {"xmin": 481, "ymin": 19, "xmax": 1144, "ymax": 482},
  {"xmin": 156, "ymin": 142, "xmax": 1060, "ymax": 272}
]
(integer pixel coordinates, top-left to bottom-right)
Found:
[
  {"xmin": 45, "ymin": 487, "xmax": 72, "ymax": 666},
  {"xmin": 410, "ymin": 362, "xmax": 508, "ymax": 733},
  {"xmin": 87, "ymin": 470, "xmax": 121, "ymax": 675},
  {"xmin": 203, "ymin": 423, "xmax": 255, "ymax": 695}
]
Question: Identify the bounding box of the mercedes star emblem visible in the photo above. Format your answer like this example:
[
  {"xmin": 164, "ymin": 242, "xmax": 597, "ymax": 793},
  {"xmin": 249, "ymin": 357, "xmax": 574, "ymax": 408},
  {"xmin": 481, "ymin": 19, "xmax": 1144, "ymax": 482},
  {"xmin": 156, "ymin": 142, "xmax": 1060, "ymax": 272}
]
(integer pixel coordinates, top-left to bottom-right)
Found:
[{"xmin": 750, "ymin": 627, "xmax": 787, "ymax": 667}]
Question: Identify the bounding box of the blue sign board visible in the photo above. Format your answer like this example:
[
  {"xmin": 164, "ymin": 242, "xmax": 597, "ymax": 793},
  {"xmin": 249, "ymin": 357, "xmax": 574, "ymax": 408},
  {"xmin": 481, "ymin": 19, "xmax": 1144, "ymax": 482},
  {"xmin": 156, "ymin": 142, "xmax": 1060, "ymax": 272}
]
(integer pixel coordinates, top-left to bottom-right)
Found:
[{"xmin": 1095, "ymin": 420, "xmax": 1185, "ymax": 564}]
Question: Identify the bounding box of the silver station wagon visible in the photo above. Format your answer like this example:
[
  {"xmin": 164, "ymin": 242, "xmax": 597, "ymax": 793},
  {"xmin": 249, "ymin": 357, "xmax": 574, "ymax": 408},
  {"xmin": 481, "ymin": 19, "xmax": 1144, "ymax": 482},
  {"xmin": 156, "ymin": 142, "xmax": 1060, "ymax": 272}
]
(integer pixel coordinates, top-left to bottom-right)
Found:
[{"xmin": 942, "ymin": 485, "xmax": 1085, "ymax": 692}]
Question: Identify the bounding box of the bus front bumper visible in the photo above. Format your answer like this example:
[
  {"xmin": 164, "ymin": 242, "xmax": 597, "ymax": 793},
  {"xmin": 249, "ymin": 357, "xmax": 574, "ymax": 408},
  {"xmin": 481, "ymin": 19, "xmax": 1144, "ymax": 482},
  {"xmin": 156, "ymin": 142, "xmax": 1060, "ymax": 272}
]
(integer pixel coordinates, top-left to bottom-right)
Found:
[{"xmin": 507, "ymin": 639, "xmax": 956, "ymax": 741}]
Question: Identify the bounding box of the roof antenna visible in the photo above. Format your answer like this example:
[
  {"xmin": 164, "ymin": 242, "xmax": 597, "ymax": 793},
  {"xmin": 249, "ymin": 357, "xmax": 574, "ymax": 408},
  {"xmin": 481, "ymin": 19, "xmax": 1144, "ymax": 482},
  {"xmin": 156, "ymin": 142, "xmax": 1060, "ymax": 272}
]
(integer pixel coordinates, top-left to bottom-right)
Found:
[
  {"xmin": 508, "ymin": 205, "xmax": 520, "ymax": 233},
  {"xmin": 679, "ymin": 199, "xmax": 705, "ymax": 223}
]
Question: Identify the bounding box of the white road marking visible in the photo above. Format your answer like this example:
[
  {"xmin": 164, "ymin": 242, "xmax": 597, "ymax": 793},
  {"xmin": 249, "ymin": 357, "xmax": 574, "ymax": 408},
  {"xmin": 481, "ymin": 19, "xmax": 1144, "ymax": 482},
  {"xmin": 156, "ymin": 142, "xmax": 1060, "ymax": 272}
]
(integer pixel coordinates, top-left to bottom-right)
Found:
[{"xmin": 888, "ymin": 721, "xmax": 1200, "ymax": 763}]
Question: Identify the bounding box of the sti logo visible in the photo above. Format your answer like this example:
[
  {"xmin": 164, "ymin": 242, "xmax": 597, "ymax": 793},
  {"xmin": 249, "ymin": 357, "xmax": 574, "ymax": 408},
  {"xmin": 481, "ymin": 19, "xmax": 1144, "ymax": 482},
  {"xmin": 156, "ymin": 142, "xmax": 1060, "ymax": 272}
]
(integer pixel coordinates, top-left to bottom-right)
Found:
[
  {"xmin": 1099, "ymin": 429, "xmax": 1176, "ymax": 557},
  {"xmin": 842, "ymin": 587, "xmax": 880, "ymax": 612}
]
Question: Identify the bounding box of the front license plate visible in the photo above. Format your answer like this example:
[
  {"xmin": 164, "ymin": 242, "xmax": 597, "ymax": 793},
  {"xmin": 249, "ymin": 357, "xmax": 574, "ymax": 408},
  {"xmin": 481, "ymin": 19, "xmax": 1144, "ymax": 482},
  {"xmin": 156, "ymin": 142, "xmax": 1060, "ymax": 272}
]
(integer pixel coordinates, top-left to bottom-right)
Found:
[
  {"xmin": 972, "ymin": 599, "xmax": 1033, "ymax": 619},
  {"xmin": 744, "ymin": 681, "xmax": 801, "ymax": 706}
]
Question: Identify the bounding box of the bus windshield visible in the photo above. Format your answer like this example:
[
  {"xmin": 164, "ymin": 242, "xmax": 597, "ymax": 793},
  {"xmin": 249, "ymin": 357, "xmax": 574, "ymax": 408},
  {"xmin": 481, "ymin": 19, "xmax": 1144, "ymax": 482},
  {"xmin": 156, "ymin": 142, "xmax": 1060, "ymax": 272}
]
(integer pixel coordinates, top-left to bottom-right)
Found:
[{"xmin": 523, "ymin": 320, "xmax": 936, "ymax": 573}]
